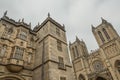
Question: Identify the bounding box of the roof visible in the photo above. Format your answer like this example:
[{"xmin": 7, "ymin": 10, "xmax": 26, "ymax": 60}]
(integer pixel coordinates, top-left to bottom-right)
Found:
[
  {"xmin": 0, "ymin": 11, "xmax": 65, "ymax": 34},
  {"xmin": 1, "ymin": 16, "xmax": 31, "ymax": 30},
  {"xmin": 33, "ymin": 15, "xmax": 65, "ymax": 32}
]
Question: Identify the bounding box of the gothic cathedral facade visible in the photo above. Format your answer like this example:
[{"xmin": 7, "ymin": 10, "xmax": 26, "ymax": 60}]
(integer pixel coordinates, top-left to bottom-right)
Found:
[{"xmin": 69, "ymin": 18, "xmax": 120, "ymax": 80}]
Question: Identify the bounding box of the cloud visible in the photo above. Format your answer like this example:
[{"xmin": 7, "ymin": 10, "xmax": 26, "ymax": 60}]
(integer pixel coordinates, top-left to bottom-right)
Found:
[{"xmin": 0, "ymin": 0, "xmax": 120, "ymax": 52}]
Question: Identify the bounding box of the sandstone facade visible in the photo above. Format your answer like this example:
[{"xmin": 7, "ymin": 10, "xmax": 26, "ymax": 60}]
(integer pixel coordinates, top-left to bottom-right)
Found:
[
  {"xmin": 69, "ymin": 18, "xmax": 120, "ymax": 80},
  {"xmin": 0, "ymin": 12, "xmax": 74, "ymax": 80}
]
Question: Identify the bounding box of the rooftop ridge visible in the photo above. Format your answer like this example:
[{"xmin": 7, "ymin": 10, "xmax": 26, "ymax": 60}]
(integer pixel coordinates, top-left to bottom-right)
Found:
[
  {"xmin": 1, "ymin": 15, "xmax": 31, "ymax": 30},
  {"xmin": 33, "ymin": 15, "xmax": 65, "ymax": 32}
]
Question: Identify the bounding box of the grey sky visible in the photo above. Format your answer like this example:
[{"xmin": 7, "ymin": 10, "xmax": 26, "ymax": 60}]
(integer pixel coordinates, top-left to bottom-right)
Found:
[{"xmin": 0, "ymin": 0, "xmax": 120, "ymax": 52}]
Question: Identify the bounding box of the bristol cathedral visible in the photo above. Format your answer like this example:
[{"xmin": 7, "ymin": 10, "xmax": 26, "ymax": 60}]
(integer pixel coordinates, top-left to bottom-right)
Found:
[{"xmin": 0, "ymin": 11, "xmax": 120, "ymax": 80}]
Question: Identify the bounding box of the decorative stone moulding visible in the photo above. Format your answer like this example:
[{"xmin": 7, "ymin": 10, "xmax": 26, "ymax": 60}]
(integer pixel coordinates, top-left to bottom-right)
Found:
[{"xmin": 6, "ymin": 58, "xmax": 24, "ymax": 73}]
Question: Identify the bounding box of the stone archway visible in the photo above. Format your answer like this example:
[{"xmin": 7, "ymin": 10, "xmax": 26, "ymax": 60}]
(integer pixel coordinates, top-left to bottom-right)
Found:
[
  {"xmin": 78, "ymin": 74, "xmax": 85, "ymax": 80},
  {"xmin": 96, "ymin": 77, "xmax": 106, "ymax": 80},
  {"xmin": 0, "ymin": 75, "xmax": 25, "ymax": 80},
  {"xmin": 115, "ymin": 60, "xmax": 120, "ymax": 73},
  {"xmin": 1, "ymin": 77, "xmax": 20, "ymax": 80}
]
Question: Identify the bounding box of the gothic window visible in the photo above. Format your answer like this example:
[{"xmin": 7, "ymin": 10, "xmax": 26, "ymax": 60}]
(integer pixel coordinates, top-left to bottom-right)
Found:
[
  {"xmin": 72, "ymin": 48, "xmax": 76, "ymax": 58},
  {"xmin": 0, "ymin": 45, "xmax": 7, "ymax": 57},
  {"xmin": 103, "ymin": 28, "xmax": 110, "ymax": 40},
  {"xmin": 58, "ymin": 56, "xmax": 65, "ymax": 69},
  {"xmin": 98, "ymin": 31, "xmax": 105, "ymax": 42},
  {"xmin": 93, "ymin": 60, "xmax": 104, "ymax": 72},
  {"xmin": 56, "ymin": 27, "xmax": 60, "ymax": 36},
  {"xmin": 60, "ymin": 77, "xmax": 66, "ymax": 80},
  {"xmin": 57, "ymin": 40, "xmax": 62, "ymax": 51},
  {"xmin": 14, "ymin": 47, "xmax": 24, "ymax": 60},
  {"xmin": 75, "ymin": 46, "xmax": 79, "ymax": 57},
  {"xmin": 79, "ymin": 74, "xmax": 85, "ymax": 80},
  {"xmin": 115, "ymin": 60, "xmax": 120, "ymax": 73}
]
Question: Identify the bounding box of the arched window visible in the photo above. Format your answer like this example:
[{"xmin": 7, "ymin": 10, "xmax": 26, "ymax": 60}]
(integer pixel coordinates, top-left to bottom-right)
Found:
[
  {"xmin": 93, "ymin": 60, "xmax": 104, "ymax": 72},
  {"xmin": 102, "ymin": 28, "xmax": 110, "ymax": 40},
  {"xmin": 79, "ymin": 74, "xmax": 85, "ymax": 80},
  {"xmin": 75, "ymin": 46, "xmax": 79, "ymax": 56},
  {"xmin": 72, "ymin": 48, "xmax": 76, "ymax": 58},
  {"xmin": 115, "ymin": 60, "xmax": 120, "ymax": 73},
  {"xmin": 98, "ymin": 31, "xmax": 105, "ymax": 42}
]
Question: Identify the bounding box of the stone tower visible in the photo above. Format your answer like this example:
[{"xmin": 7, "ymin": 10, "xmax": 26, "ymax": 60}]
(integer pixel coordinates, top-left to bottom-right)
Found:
[
  {"xmin": 0, "ymin": 12, "xmax": 75, "ymax": 80},
  {"xmin": 92, "ymin": 17, "xmax": 119, "ymax": 47},
  {"xmin": 69, "ymin": 36, "xmax": 89, "ymax": 80},
  {"xmin": 33, "ymin": 14, "xmax": 75, "ymax": 80}
]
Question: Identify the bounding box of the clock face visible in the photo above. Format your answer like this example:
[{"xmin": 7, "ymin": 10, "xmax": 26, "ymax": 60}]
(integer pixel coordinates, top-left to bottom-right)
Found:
[{"xmin": 93, "ymin": 60, "xmax": 104, "ymax": 71}]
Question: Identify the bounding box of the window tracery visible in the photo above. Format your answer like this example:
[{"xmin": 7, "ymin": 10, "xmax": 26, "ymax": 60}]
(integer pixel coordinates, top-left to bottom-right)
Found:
[
  {"xmin": 93, "ymin": 60, "xmax": 104, "ymax": 72},
  {"xmin": 103, "ymin": 28, "xmax": 110, "ymax": 40},
  {"xmin": 14, "ymin": 47, "xmax": 24, "ymax": 60},
  {"xmin": 98, "ymin": 31, "xmax": 105, "ymax": 42}
]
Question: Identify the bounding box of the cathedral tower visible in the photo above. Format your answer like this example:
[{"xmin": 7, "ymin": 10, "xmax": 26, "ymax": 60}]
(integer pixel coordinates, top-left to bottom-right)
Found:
[
  {"xmin": 92, "ymin": 18, "xmax": 120, "ymax": 80},
  {"xmin": 69, "ymin": 36, "xmax": 88, "ymax": 61},
  {"xmin": 92, "ymin": 18, "xmax": 119, "ymax": 47},
  {"xmin": 69, "ymin": 37, "xmax": 89, "ymax": 80}
]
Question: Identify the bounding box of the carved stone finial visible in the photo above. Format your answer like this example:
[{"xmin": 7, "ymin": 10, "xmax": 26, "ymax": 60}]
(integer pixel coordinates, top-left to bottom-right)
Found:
[
  {"xmin": 76, "ymin": 36, "xmax": 80, "ymax": 42},
  {"xmin": 4, "ymin": 10, "xmax": 7, "ymax": 16},
  {"xmin": 18, "ymin": 19, "xmax": 21, "ymax": 22},
  {"xmin": 81, "ymin": 39, "xmax": 85, "ymax": 43},
  {"xmin": 29, "ymin": 22, "xmax": 31, "ymax": 26},
  {"xmin": 101, "ymin": 17, "xmax": 107, "ymax": 23},
  {"xmin": 38, "ymin": 22, "xmax": 40, "ymax": 26},
  {"xmin": 91, "ymin": 25, "xmax": 95, "ymax": 31},
  {"xmin": 81, "ymin": 39, "xmax": 83, "ymax": 41},
  {"xmin": 22, "ymin": 18, "xmax": 24, "ymax": 22},
  {"xmin": 69, "ymin": 41, "xmax": 71, "ymax": 45},
  {"xmin": 48, "ymin": 12, "xmax": 50, "ymax": 17},
  {"xmin": 63, "ymin": 24, "xmax": 65, "ymax": 28}
]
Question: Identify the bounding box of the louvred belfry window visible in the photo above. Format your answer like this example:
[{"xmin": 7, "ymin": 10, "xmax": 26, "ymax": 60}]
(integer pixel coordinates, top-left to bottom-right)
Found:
[
  {"xmin": 103, "ymin": 28, "xmax": 110, "ymax": 40},
  {"xmin": 98, "ymin": 31, "xmax": 105, "ymax": 42}
]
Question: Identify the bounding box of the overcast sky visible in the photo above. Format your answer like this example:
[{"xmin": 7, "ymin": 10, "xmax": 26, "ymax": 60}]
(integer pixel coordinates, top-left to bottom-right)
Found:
[{"xmin": 0, "ymin": 0, "xmax": 120, "ymax": 52}]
